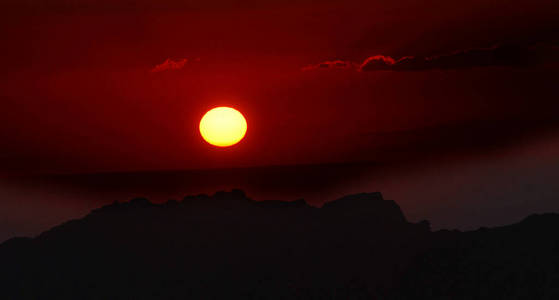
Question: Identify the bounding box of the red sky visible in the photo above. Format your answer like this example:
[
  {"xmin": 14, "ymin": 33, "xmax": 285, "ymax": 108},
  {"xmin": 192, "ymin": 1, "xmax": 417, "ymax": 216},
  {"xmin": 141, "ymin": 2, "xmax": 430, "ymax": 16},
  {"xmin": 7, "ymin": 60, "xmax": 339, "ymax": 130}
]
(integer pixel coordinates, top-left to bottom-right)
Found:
[
  {"xmin": 1, "ymin": 0, "xmax": 559, "ymax": 174},
  {"xmin": 1, "ymin": 0, "xmax": 559, "ymax": 242}
]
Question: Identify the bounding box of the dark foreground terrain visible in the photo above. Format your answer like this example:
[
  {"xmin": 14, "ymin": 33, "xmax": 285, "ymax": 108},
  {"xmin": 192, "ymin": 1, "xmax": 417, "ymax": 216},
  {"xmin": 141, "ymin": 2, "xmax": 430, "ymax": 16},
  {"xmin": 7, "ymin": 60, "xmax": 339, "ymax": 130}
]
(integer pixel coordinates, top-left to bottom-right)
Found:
[{"xmin": 1, "ymin": 190, "xmax": 558, "ymax": 299}]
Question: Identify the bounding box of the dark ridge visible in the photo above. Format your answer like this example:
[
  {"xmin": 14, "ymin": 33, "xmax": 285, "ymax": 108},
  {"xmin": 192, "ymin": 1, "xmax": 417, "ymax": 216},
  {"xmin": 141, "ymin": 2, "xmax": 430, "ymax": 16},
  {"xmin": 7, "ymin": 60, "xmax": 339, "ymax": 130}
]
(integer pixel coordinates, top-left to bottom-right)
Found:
[{"xmin": 1, "ymin": 190, "xmax": 558, "ymax": 299}]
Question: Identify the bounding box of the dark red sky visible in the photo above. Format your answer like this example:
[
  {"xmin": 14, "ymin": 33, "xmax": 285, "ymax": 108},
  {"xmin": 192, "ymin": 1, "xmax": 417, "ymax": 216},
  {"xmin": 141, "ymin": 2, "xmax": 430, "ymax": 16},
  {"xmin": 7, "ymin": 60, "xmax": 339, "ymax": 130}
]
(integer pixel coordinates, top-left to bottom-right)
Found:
[
  {"xmin": 1, "ymin": 0, "xmax": 559, "ymax": 174},
  {"xmin": 1, "ymin": 0, "xmax": 559, "ymax": 242}
]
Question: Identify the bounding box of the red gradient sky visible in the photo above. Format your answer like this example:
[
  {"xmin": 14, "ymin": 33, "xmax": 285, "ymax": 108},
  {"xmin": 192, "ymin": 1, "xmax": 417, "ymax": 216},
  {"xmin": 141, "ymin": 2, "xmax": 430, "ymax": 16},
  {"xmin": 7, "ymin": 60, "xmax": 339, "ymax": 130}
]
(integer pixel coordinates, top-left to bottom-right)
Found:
[
  {"xmin": 1, "ymin": 0, "xmax": 559, "ymax": 243},
  {"xmin": 1, "ymin": 0, "xmax": 559, "ymax": 174}
]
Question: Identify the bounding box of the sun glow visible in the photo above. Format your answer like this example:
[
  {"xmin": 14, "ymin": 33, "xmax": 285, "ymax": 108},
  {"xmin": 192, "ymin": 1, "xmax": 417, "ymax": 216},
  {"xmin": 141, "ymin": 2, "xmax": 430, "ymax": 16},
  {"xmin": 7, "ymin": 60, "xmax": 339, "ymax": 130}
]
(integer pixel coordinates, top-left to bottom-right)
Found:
[{"xmin": 199, "ymin": 107, "xmax": 247, "ymax": 147}]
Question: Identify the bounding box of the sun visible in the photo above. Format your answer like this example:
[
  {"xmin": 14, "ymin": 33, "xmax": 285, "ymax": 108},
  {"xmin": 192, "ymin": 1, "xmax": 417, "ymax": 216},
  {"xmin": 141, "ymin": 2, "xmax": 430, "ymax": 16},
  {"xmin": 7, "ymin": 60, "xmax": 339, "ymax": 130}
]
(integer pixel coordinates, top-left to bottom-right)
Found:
[{"xmin": 199, "ymin": 107, "xmax": 247, "ymax": 147}]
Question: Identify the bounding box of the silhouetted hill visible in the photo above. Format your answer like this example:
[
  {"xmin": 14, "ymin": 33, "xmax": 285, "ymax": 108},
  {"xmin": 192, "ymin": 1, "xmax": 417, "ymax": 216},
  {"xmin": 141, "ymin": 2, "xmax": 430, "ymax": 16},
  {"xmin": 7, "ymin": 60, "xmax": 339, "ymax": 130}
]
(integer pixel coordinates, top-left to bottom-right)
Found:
[
  {"xmin": 0, "ymin": 190, "xmax": 558, "ymax": 299},
  {"xmin": 396, "ymin": 213, "xmax": 559, "ymax": 299}
]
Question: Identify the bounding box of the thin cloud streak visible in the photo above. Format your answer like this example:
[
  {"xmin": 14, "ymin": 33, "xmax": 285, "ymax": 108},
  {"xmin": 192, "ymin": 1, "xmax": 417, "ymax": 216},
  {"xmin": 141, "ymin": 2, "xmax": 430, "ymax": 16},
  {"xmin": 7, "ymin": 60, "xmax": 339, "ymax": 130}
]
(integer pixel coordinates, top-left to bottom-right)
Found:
[
  {"xmin": 303, "ymin": 44, "xmax": 559, "ymax": 72},
  {"xmin": 151, "ymin": 58, "xmax": 188, "ymax": 73}
]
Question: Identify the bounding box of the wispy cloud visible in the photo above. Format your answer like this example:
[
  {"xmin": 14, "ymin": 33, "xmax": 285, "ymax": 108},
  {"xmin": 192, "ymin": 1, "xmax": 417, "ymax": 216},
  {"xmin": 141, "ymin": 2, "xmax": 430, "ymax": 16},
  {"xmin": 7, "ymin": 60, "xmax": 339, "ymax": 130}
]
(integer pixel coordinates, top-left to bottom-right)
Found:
[
  {"xmin": 360, "ymin": 45, "xmax": 544, "ymax": 71},
  {"xmin": 151, "ymin": 58, "xmax": 188, "ymax": 73},
  {"xmin": 304, "ymin": 44, "xmax": 559, "ymax": 72},
  {"xmin": 301, "ymin": 60, "xmax": 355, "ymax": 71}
]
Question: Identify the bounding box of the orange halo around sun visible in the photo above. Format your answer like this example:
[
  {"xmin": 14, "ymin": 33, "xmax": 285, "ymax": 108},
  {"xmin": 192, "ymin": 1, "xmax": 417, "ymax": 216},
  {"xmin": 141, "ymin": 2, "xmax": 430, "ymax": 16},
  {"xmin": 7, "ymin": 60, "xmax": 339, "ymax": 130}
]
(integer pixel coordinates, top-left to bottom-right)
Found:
[{"xmin": 199, "ymin": 107, "xmax": 247, "ymax": 147}]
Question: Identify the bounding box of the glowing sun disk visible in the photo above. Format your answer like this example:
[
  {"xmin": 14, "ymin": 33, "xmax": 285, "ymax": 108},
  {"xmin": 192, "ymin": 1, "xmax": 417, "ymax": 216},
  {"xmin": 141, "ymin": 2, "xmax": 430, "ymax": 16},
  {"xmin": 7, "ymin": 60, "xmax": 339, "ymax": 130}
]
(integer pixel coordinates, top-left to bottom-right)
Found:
[{"xmin": 199, "ymin": 107, "xmax": 247, "ymax": 147}]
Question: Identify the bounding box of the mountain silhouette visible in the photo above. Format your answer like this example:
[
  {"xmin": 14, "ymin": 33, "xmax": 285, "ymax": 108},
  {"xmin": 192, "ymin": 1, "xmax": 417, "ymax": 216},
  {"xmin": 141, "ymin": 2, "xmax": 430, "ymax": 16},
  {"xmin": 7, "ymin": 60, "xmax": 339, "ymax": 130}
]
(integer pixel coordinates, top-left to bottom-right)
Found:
[{"xmin": 0, "ymin": 190, "xmax": 557, "ymax": 299}]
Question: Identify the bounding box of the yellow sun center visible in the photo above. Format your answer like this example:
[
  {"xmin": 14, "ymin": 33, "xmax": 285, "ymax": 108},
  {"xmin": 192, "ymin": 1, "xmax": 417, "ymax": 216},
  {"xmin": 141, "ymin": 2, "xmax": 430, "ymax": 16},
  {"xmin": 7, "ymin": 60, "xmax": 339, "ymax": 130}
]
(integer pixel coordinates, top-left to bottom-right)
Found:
[{"xmin": 199, "ymin": 107, "xmax": 247, "ymax": 147}]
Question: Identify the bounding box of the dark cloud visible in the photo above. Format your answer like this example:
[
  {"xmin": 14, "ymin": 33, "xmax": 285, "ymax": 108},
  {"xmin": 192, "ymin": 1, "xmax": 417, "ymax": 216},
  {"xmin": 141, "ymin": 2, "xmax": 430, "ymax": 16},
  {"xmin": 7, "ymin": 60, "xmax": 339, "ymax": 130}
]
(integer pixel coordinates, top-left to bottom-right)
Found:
[
  {"xmin": 305, "ymin": 44, "xmax": 559, "ymax": 72},
  {"xmin": 360, "ymin": 44, "xmax": 559, "ymax": 71}
]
